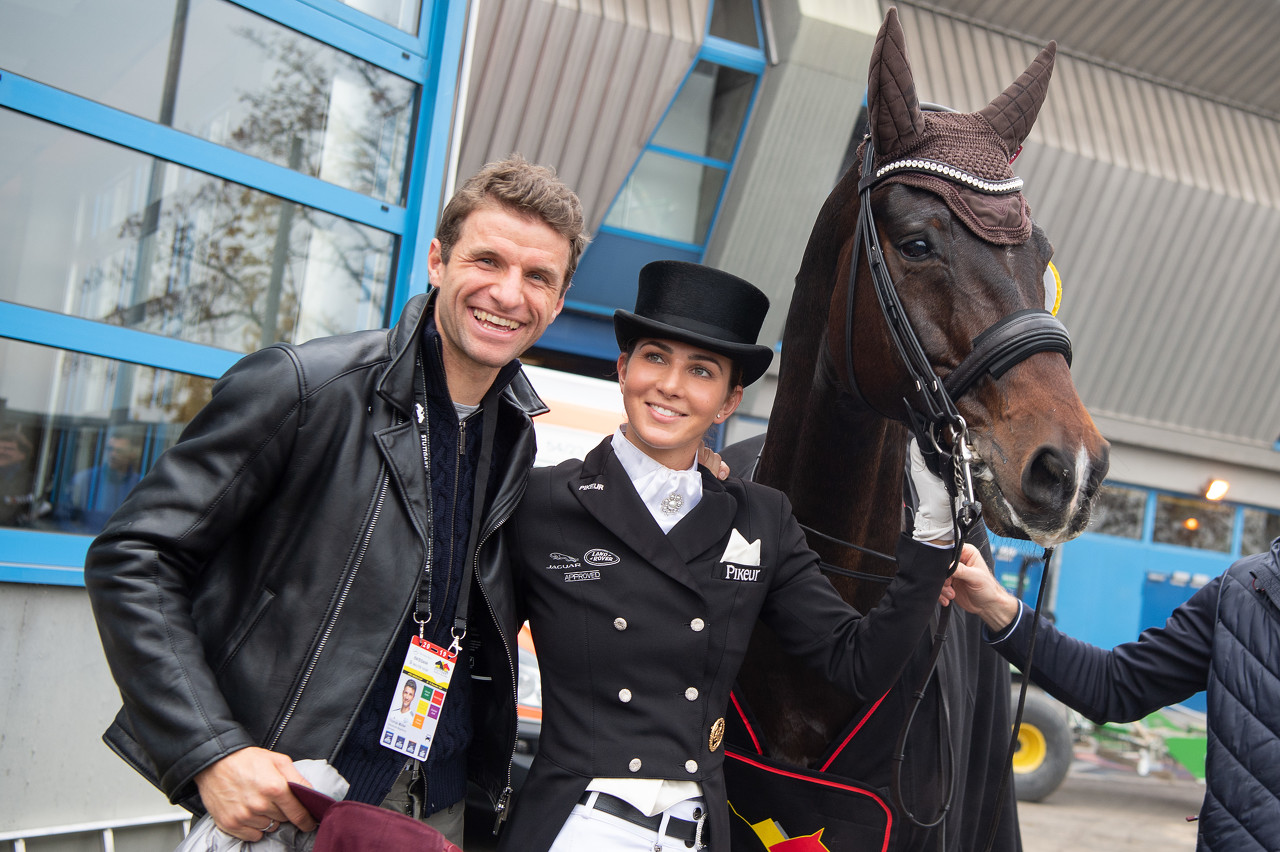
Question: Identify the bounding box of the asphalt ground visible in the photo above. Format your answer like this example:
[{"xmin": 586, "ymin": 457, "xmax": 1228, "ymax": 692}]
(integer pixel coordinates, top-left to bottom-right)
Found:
[{"xmin": 1018, "ymin": 756, "xmax": 1204, "ymax": 852}]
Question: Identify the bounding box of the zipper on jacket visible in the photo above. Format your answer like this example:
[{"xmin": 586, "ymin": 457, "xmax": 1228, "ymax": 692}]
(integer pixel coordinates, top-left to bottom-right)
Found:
[
  {"xmin": 441, "ymin": 417, "xmax": 465, "ymax": 610},
  {"xmin": 268, "ymin": 471, "xmax": 391, "ymax": 749},
  {"xmin": 472, "ymin": 509, "xmax": 520, "ymax": 834}
]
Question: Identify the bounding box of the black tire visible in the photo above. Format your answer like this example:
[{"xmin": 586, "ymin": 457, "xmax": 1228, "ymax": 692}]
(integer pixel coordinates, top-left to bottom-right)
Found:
[{"xmin": 1010, "ymin": 689, "xmax": 1073, "ymax": 802}]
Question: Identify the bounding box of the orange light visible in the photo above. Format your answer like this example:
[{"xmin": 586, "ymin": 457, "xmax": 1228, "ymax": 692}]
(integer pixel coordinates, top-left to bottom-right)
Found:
[
  {"xmin": 1204, "ymin": 479, "xmax": 1230, "ymax": 501},
  {"xmin": 1183, "ymin": 517, "xmax": 1200, "ymax": 531}
]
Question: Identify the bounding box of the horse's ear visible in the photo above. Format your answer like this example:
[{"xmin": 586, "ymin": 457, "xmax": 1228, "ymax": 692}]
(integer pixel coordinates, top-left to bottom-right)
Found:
[
  {"xmin": 980, "ymin": 41, "xmax": 1057, "ymax": 155},
  {"xmin": 867, "ymin": 7, "xmax": 925, "ymax": 159}
]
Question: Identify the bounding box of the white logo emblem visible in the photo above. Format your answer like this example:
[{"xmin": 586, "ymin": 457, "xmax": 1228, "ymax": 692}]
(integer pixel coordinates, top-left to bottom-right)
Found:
[
  {"xmin": 584, "ymin": 548, "xmax": 620, "ymax": 566},
  {"xmin": 578, "ymin": 483, "xmax": 604, "ymax": 491}
]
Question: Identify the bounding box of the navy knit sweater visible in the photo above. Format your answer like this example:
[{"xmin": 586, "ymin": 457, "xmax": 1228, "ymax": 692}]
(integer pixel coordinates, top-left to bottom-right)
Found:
[{"xmin": 333, "ymin": 319, "xmax": 516, "ymax": 814}]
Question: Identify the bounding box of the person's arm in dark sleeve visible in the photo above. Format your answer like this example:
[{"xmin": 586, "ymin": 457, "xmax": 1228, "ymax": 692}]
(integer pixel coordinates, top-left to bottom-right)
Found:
[
  {"xmin": 757, "ymin": 493, "xmax": 952, "ymax": 705},
  {"xmin": 948, "ymin": 544, "xmax": 1216, "ymax": 724},
  {"xmin": 84, "ymin": 346, "xmax": 305, "ymax": 802}
]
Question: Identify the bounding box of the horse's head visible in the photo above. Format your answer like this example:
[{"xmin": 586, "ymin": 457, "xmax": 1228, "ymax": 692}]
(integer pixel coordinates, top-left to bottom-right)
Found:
[{"xmin": 829, "ymin": 8, "xmax": 1110, "ymax": 547}]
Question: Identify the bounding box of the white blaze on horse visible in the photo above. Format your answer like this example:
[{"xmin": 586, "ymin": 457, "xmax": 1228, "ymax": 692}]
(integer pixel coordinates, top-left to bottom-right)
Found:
[{"xmin": 724, "ymin": 8, "xmax": 1109, "ymax": 851}]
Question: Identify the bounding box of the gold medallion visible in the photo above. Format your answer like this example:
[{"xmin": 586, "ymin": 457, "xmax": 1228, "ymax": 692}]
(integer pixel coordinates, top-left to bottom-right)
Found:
[{"xmin": 709, "ymin": 717, "xmax": 725, "ymax": 752}]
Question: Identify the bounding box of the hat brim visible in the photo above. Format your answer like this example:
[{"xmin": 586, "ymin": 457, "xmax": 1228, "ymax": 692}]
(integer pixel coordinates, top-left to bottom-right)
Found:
[{"xmin": 614, "ymin": 311, "xmax": 774, "ymax": 387}]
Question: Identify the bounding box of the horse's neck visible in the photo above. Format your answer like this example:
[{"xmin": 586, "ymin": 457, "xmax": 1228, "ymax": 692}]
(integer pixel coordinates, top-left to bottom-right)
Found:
[{"xmin": 758, "ymin": 349, "xmax": 906, "ymax": 603}]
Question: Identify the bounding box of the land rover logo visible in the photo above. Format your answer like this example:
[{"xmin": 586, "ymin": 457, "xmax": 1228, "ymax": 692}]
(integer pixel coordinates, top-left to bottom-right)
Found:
[{"xmin": 584, "ymin": 548, "xmax": 620, "ymax": 566}]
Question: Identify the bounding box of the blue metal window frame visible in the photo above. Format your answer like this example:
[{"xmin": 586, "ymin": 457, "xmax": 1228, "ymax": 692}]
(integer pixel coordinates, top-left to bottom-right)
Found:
[
  {"xmin": 0, "ymin": 0, "xmax": 466, "ymax": 584},
  {"xmin": 561, "ymin": 3, "xmax": 767, "ymax": 343}
]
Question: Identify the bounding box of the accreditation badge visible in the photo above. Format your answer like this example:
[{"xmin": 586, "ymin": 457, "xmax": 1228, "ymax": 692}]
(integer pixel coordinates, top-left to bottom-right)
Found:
[{"xmin": 378, "ymin": 635, "xmax": 457, "ymax": 761}]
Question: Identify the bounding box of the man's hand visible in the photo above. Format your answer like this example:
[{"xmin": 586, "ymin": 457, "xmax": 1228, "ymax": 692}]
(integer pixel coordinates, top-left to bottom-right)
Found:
[
  {"xmin": 939, "ymin": 543, "xmax": 1020, "ymax": 631},
  {"xmin": 697, "ymin": 444, "xmax": 731, "ymax": 480},
  {"xmin": 194, "ymin": 747, "xmax": 317, "ymax": 841}
]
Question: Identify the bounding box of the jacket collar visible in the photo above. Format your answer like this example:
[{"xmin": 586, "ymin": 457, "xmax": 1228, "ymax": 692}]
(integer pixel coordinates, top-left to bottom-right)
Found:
[
  {"xmin": 376, "ymin": 289, "xmax": 549, "ymax": 419},
  {"xmin": 573, "ymin": 438, "xmax": 737, "ymax": 594}
]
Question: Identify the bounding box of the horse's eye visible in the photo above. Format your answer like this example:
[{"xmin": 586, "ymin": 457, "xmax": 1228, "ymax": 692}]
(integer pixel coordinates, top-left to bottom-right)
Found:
[{"xmin": 898, "ymin": 239, "xmax": 931, "ymax": 259}]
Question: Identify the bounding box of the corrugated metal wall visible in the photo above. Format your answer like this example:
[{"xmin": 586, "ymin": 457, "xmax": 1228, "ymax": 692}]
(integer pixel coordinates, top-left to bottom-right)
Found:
[
  {"xmin": 895, "ymin": 3, "xmax": 1280, "ymax": 458},
  {"xmin": 458, "ymin": 0, "xmax": 709, "ymax": 232}
]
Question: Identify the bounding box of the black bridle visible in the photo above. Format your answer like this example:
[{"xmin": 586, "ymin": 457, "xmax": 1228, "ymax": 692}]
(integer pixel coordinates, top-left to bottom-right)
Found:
[
  {"xmin": 824, "ymin": 121, "xmax": 1072, "ymax": 841},
  {"xmin": 843, "ymin": 124, "xmax": 1072, "ymax": 512}
]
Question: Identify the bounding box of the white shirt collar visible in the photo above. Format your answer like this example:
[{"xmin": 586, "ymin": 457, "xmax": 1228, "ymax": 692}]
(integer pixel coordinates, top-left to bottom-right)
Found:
[{"xmin": 610, "ymin": 428, "xmax": 702, "ymax": 533}]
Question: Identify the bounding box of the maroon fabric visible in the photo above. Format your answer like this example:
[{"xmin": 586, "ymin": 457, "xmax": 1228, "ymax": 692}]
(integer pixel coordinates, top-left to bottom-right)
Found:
[{"xmin": 290, "ymin": 783, "xmax": 461, "ymax": 852}]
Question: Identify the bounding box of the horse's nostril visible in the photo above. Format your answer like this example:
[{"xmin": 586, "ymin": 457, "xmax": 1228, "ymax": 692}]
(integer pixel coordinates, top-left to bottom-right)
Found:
[{"xmin": 1023, "ymin": 446, "xmax": 1076, "ymax": 509}]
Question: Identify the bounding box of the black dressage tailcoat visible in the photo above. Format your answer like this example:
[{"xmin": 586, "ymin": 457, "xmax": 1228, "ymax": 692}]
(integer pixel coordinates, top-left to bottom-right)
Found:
[{"xmin": 497, "ymin": 437, "xmax": 950, "ymax": 850}]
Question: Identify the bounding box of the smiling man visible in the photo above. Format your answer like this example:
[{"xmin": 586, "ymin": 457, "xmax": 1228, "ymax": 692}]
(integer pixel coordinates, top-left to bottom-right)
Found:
[{"xmin": 84, "ymin": 156, "xmax": 588, "ymax": 846}]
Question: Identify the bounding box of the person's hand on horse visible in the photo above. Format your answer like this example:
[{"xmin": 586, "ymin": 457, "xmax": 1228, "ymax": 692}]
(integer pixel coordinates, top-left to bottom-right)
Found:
[
  {"xmin": 194, "ymin": 746, "xmax": 317, "ymax": 841},
  {"xmin": 908, "ymin": 437, "xmax": 953, "ymax": 545},
  {"xmin": 939, "ymin": 543, "xmax": 1020, "ymax": 631}
]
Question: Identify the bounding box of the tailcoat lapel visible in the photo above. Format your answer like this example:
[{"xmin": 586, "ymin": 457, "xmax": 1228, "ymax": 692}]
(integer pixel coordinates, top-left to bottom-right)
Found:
[
  {"xmin": 668, "ymin": 473, "xmax": 738, "ymax": 568},
  {"xmin": 571, "ymin": 439, "xmax": 735, "ymax": 594}
]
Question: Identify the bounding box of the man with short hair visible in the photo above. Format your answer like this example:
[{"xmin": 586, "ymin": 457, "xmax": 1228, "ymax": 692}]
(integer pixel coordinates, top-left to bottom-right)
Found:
[{"xmin": 85, "ymin": 155, "xmax": 588, "ymax": 845}]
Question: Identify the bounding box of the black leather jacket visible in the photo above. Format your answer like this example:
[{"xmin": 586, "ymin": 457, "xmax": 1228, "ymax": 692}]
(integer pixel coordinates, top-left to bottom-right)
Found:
[{"xmin": 84, "ymin": 292, "xmax": 539, "ymax": 814}]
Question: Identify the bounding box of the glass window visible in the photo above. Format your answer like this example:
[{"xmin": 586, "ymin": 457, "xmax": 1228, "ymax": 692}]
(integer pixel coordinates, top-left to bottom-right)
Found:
[
  {"xmin": 1242, "ymin": 507, "xmax": 1280, "ymax": 555},
  {"xmin": 0, "ymin": 0, "xmax": 417, "ymax": 202},
  {"xmin": 604, "ymin": 151, "xmax": 727, "ymax": 245},
  {"xmin": 1, "ymin": 109, "xmax": 396, "ymax": 353},
  {"xmin": 336, "ymin": 0, "xmax": 422, "ymax": 34},
  {"xmin": 652, "ymin": 62, "xmax": 756, "ymax": 162},
  {"xmin": 0, "ymin": 338, "xmax": 214, "ymax": 536},
  {"xmin": 1153, "ymin": 493, "xmax": 1234, "ymax": 553},
  {"xmin": 708, "ymin": 0, "xmax": 760, "ymax": 47},
  {"xmin": 1088, "ymin": 483, "xmax": 1147, "ymax": 539}
]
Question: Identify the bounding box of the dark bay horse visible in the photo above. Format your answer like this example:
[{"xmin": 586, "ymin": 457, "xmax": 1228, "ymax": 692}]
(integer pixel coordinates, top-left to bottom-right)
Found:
[{"xmin": 724, "ymin": 9, "xmax": 1110, "ymax": 851}]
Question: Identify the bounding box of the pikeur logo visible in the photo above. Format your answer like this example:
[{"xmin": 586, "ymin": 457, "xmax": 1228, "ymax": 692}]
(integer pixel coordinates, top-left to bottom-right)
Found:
[
  {"xmin": 584, "ymin": 549, "xmax": 620, "ymax": 566},
  {"xmin": 723, "ymin": 564, "xmax": 762, "ymax": 582},
  {"xmin": 578, "ymin": 483, "xmax": 604, "ymax": 491}
]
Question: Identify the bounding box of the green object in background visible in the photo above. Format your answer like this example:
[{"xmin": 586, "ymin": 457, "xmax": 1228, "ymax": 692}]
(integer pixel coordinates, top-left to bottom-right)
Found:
[{"xmin": 1163, "ymin": 736, "xmax": 1207, "ymax": 781}]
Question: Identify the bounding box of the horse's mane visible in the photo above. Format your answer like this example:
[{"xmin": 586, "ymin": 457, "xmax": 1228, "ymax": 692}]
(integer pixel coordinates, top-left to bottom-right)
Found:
[{"xmin": 758, "ymin": 163, "xmax": 862, "ymax": 484}]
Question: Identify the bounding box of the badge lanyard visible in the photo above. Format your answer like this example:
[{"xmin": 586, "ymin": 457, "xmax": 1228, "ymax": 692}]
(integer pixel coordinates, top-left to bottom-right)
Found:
[{"xmin": 378, "ymin": 349, "xmax": 499, "ymax": 761}]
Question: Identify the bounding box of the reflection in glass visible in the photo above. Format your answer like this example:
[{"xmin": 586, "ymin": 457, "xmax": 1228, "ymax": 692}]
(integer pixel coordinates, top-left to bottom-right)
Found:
[
  {"xmin": 1153, "ymin": 493, "xmax": 1234, "ymax": 553},
  {"xmin": 604, "ymin": 151, "xmax": 727, "ymax": 245},
  {"xmin": 651, "ymin": 62, "xmax": 756, "ymax": 162},
  {"xmin": 0, "ymin": 0, "xmax": 417, "ymax": 202},
  {"xmin": 1, "ymin": 109, "xmax": 396, "ymax": 353},
  {"xmin": 336, "ymin": 0, "xmax": 422, "ymax": 34},
  {"xmin": 1243, "ymin": 507, "xmax": 1280, "ymax": 555},
  {"xmin": 708, "ymin": 0, "xmax": 760, "ymax": 46},
  {"xmin": 1088, "ymin": 484, "xmax": 1147, "ymax": 539},
  {"xmin": 0, "ymin": 338, "xmax": 214, "ymax": 535}
]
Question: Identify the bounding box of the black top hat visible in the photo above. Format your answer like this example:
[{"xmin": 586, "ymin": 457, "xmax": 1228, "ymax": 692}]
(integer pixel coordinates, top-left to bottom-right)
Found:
[{"xmin": 614, "ymin": 260, "xmax": 774, "ymax": 387}]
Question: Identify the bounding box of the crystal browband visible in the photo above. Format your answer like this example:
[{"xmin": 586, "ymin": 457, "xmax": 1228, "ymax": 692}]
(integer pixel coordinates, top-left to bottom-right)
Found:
[{"xmin": 874, "ymin": 158, "xmax": 1025, "ymax": 194}]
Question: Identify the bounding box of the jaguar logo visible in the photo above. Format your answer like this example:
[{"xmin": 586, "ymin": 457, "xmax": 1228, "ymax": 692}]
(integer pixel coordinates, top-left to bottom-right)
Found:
[{"xmin": 584, "ymin": 548, "xmax": 620, "ymax": 566}]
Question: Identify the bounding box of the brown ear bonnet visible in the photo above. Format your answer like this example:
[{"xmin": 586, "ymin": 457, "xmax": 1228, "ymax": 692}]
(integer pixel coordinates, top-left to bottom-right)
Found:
[{"xmin": 859, "ymin": 7, "xmax": 1056, "ymax": 245}]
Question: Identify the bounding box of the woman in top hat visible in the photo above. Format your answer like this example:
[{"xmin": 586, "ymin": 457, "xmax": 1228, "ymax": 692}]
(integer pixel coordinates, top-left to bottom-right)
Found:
[{"xmin": 496, "ymin": 260, "xmax": 957, "ymax": 851}]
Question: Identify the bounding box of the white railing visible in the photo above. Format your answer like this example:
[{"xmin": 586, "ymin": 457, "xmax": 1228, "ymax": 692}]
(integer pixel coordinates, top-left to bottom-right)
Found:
[{"xmin": 0, "ymin": 812, "xmax": 190, "ymax": 852}]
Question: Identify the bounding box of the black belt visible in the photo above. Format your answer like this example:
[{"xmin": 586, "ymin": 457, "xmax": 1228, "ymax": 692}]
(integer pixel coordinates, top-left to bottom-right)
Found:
[{"xmin": 577, "ymin": 792, "xmax": 704, "ymax": 845}]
